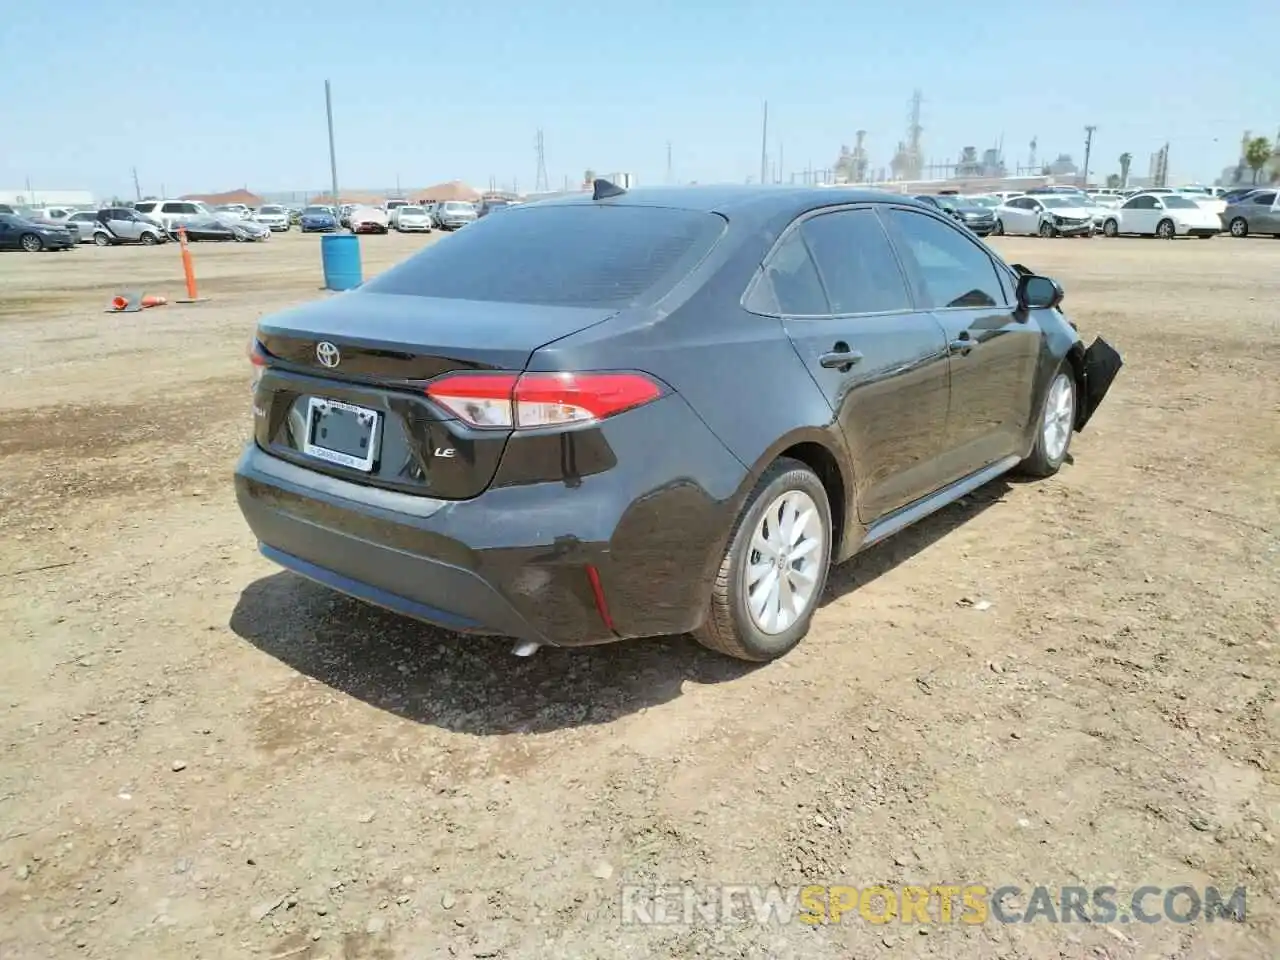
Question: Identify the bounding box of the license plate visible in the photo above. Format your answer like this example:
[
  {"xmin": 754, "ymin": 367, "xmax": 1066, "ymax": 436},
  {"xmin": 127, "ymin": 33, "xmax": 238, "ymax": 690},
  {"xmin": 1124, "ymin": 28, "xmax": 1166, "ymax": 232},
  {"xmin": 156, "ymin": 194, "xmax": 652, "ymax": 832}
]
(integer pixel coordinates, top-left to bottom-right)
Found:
[{"xmin": 303, "ymin": 398, "xmax": 380, "ymax": 471}]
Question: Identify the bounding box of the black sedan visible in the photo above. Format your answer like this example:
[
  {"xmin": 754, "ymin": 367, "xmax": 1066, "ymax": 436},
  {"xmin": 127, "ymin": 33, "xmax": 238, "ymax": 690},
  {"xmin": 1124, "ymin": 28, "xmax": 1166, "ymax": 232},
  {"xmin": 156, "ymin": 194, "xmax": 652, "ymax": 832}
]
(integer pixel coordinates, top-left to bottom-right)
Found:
[
  {"xmin": 0, "ymin": 213, "xmax": 75, "ymax": 252},
  {"xmin": 177, "ymin": 218, "xmax": 237, "ymax": 242},
  {"xmin": 914, "ymin": 195, "xmax": 997, "ymax": 237},
  {"xmin": 235, "ymin": 183, "xmax": 1121, "ymax": 662}
]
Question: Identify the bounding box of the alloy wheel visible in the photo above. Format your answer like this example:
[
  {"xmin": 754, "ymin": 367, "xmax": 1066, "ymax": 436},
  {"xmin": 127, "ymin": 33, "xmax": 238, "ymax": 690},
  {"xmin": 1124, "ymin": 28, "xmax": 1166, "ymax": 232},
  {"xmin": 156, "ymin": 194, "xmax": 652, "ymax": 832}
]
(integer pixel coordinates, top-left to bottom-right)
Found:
[
  {"xmin": 1042, "ymin": 373, "xmax": 1075, "ymax": 463},
  {"xmin": 742, "ymin": 489, "xmax": 824, "ymax": 635}
]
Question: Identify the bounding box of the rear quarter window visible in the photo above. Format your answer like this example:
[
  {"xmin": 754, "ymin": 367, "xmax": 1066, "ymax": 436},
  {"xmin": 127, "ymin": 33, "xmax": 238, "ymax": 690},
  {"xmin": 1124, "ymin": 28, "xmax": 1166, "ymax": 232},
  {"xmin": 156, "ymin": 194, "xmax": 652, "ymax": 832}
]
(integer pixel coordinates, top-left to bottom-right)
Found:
[{"xmin": 364, "ymin": 204, "xmax": 727, "ymax": 308}]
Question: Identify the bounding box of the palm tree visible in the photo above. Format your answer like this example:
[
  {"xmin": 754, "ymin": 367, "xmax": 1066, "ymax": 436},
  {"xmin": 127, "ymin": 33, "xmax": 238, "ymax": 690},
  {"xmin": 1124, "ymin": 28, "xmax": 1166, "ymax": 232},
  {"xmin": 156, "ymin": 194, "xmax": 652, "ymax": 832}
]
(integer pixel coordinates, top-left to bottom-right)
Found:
[
  {"xmin": 1244, "ymin": 137, "xmax": 1273, "ymax": 184},
  {"xmin": 1118, "ymin": 153, "xmax": 1132, "ymax": 187}
]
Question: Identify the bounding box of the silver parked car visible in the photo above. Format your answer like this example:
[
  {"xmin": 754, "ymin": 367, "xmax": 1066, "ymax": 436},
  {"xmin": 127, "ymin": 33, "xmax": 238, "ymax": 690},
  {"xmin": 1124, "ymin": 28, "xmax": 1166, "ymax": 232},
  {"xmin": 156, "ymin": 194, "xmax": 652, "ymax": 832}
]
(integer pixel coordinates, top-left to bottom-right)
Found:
[
  {"xmin": 88, "ymin": 206, "xmax": 170, "ymax": 246},
  {"xmin": 1222, "ymin": 188, "xmax": 1280, "ymax": 238},
  {"xmin": 434, "ymin": 200, "xmax": 477, "ymax": 230},
  {"xmin": 65, "ymin": 211, "xmax": 101, "ymax": 243}
]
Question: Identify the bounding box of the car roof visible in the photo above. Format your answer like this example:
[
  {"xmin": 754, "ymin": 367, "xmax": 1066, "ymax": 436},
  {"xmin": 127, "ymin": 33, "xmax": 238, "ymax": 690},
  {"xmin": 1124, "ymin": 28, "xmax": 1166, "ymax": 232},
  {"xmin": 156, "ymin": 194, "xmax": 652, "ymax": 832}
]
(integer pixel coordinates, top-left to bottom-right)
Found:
[{"xmin": 523, "ymin": 184, "xmax": 910, "ymax": 226}]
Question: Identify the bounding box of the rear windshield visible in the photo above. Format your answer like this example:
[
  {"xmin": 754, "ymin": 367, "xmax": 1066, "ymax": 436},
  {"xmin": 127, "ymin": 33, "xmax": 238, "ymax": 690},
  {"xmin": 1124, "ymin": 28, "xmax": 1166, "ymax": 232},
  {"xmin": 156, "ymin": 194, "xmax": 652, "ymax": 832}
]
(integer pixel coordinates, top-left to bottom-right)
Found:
[{"xmin": 363, "ymin": 204, "xmax": 727, "ymax": 308}]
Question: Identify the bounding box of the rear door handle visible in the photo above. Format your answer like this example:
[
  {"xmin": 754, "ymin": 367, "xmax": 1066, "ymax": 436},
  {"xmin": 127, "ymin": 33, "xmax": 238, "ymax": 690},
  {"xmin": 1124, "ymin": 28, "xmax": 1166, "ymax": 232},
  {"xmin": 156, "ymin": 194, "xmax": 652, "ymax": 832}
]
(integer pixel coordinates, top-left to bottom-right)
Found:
[
  {"xmin": 819, "ymin": 345, "xmax": 864, "ymax": 370},
  {"xmin": 948, "ymin": 332, "xmax": 978, "ymax": 355}
]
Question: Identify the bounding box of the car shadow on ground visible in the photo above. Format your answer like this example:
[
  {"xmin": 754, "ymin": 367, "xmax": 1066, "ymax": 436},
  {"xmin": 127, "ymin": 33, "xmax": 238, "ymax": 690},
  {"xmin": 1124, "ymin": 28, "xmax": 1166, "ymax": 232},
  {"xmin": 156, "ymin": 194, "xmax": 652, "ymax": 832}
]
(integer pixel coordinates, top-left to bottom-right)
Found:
[{"xmin": 229, "ymin": 477, "xmax": 1012, "ymax": 736}]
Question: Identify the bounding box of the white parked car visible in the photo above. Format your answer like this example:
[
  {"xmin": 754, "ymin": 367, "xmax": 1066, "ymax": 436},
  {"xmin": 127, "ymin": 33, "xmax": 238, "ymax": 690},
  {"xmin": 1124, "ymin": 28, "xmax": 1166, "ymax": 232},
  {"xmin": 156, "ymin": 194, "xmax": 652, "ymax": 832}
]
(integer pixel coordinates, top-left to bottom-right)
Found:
[
  {"xmin": 1170, "ymin": 187, "xmax": 1227, "ymax": 216},
  {"xmin": 214, "ymin": 203, "xmax": 252, "ymax": 220},
  {"xmin": 390, "ymin": 205, "xmax": 433, "ymax": 232},
  {"xmin": 1101, "ymin": 193, "xmax": 1221, "ymax": 239},
  {"xmin": 252, "ymin": 204, "xmax": 292, "ymax": 231},
  {"xmin": 134, "ymin": 199, "xmax": 217, "ymax": 231},
  {"xmin": 995, "ymin": 195, "xmax": 1096, "ymax": 237}
]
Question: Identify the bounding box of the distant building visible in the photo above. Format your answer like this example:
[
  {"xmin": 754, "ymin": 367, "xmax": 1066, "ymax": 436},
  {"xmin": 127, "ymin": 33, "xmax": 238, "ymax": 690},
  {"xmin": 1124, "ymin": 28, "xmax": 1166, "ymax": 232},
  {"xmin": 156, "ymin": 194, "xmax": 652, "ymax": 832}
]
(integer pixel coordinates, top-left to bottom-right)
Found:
[
  {"xmin": 0, "ymin": 188, "xmax": 94, "ymax": 206},
  {"xmin": 181, "ymin": 189, "xmax": 264, "ymax": 207}
]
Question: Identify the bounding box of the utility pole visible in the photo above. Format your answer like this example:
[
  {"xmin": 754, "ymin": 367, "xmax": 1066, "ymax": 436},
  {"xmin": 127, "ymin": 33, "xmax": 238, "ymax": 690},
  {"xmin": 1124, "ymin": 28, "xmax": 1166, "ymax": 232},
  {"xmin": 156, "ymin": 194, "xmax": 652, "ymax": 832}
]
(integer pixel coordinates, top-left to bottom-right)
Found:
[
  {"xmin": 759, "ymin": 101, "xmax": 769, "ymax": 186},
  {"xmin": 666, "ymin": 141, "xmax": 673, "ymax": 184},
  {"xmin": 324, "ymin": 79, "xmax": 340, "ymax": 208},
  {"xmin": 1082, "ymin": 125, "xmax": 1096, "ymax": 188},
  {"xmin": 132, "ymin": 167, "xmax": 141, "ymax": 201}
]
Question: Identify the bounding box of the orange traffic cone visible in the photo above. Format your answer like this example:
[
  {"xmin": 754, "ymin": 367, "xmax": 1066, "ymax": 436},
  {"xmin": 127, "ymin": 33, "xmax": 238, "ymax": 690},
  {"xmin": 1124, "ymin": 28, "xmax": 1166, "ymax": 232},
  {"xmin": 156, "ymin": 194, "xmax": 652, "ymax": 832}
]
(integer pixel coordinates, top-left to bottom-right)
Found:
[{"xmin": 108, "ymin": 293, "xmax": 168, "ymax": 313}]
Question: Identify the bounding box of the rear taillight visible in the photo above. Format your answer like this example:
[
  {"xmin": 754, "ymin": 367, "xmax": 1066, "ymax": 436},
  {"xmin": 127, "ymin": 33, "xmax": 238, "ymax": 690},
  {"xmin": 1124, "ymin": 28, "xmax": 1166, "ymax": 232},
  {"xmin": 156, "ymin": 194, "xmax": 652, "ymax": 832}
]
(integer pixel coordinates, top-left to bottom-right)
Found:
[
  {"xmin": 248, "ymin": 338, "xmax": 268, "ymax": 390},
  {"xmin": 425, "ymin": 371, "xmax": 664, "ymax": 429},
  {"xmin": 248, "ymin": 337, "xmax": 268, "ymax": 367}
]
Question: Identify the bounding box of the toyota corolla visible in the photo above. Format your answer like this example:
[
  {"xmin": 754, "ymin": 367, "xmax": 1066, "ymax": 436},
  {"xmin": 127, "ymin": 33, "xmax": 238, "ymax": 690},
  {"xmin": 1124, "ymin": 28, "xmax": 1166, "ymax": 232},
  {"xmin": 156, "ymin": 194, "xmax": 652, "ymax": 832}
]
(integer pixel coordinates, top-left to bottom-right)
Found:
[{"xmin": 235, "ymin": 182, "xmax": 1121, "ymax": 662}]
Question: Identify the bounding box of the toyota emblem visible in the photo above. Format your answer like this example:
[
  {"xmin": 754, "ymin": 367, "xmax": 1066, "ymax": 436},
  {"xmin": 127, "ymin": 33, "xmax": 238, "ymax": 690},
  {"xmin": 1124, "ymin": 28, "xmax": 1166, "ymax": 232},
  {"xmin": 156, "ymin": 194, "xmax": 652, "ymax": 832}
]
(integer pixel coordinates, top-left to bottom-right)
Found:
[{"xmin": 316, "ymin": 341, "xmax": 341, "ymax": 368}]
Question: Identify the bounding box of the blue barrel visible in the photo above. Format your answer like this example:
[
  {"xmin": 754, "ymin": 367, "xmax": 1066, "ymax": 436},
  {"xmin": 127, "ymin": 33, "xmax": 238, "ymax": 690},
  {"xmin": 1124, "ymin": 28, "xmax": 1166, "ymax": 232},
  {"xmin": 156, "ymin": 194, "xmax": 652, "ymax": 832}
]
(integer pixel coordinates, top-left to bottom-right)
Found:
[{"xmin": 320, "ymin": 234, "xmax": 362, "ymax": 291}]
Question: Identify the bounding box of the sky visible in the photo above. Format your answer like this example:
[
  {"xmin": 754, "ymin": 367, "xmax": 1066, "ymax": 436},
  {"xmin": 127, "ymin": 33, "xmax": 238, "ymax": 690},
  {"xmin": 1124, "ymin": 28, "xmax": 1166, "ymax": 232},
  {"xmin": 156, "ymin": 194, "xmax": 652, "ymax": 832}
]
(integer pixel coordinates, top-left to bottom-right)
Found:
[{"xmin": 3, "ymin": 0, "xmax": 1276, "ymax": 199}]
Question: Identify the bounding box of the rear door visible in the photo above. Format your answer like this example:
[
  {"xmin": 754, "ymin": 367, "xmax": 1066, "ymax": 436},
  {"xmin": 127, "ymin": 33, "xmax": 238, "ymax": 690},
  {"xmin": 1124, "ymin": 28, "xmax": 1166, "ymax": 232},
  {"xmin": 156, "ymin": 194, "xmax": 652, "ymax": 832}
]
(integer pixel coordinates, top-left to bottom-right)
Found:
[
  {"xmin": 1247, "ymin": 190, "xmax": 1280, "ymax": 231},
  {"xmin": 880, "ymin": 206, "xmax": 1041, "ymax": 485},
  {"xmin": 1004, "ymin": 198, "xmax": 1035, "ymax": 235},
  {"xmin": 761, "ymin": 207, "xmax": 951, "ymax": 522},
  {"xmin": 1120, "ymin": 194, "xmax": 1159, "ymax": 234}
]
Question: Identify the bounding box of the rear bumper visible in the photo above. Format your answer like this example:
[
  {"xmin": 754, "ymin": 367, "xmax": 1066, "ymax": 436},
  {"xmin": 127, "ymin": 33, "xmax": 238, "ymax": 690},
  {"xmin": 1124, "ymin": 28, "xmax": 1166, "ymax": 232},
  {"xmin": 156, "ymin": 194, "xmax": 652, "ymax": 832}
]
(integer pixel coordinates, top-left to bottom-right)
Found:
[{"xmin": 234, "ymin": 394, "xmax": 747, "ymax": 645}]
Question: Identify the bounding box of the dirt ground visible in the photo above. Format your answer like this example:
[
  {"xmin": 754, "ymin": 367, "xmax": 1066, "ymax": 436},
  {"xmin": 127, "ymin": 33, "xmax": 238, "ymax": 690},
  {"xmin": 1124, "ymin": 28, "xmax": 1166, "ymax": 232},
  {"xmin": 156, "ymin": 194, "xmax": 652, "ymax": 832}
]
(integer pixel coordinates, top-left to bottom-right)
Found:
[{"xmin": 0, "ymin": 228, "xmax": 1277, "ymax": 960}]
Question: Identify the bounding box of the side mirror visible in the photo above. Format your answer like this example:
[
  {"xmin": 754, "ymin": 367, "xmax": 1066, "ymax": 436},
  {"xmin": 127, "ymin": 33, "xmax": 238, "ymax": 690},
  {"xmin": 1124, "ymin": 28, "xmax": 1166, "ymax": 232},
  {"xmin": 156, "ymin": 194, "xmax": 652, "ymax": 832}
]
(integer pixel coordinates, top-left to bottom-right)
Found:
[{"xmin": 1017, "ymin": 274, "xmax": 1063, "ymax": 310}]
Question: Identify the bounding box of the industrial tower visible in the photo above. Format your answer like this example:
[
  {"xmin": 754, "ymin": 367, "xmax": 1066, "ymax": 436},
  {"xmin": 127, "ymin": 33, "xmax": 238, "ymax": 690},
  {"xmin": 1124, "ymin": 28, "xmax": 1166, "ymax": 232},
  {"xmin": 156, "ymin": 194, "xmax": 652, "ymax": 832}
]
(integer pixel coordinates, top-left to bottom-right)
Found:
[{"xmin": 534, "ymin": 129, "xmax": 549, "ymax": 193}]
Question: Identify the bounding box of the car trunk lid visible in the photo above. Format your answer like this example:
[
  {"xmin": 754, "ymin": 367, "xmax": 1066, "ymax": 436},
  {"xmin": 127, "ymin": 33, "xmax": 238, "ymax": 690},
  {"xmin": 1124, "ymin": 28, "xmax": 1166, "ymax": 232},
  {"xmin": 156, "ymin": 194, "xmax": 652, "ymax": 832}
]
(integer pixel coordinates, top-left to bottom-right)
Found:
[{"xmin": 253, "ymin": 292, "xmax": 617, "ymax": 498}]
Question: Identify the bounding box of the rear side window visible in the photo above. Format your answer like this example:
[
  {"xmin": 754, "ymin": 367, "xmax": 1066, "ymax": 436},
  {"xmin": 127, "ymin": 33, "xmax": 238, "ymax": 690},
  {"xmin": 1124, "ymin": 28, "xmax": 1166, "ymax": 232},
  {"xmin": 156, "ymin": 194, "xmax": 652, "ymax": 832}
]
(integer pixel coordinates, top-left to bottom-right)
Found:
[
  {"xmin": 801, "ymin": 209, "xmax": 912, "ymax": 315},
  {"xmin": 364, "ymin": 205, "xmax": 726, "ymax": 308},
  {"xmin": 746, "ymin": 230, "xmax": 828, "ymax": 316},
  {"xmin": 883, "ymin": 209, "xmax": 1004, "ymax": 310}
]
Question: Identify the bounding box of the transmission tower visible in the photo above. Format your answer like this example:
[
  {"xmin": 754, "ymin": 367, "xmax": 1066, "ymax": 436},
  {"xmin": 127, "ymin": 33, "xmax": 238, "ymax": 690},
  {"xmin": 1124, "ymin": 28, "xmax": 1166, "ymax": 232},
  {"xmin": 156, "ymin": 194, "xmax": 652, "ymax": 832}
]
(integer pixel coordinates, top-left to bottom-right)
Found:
[
  {"xmin": 534, "ymin": 129, "xmax": 549, "ymax": 193},
  {"xmin": 905, "ymin": 89, "xmax": 923, "ymax": 179}
]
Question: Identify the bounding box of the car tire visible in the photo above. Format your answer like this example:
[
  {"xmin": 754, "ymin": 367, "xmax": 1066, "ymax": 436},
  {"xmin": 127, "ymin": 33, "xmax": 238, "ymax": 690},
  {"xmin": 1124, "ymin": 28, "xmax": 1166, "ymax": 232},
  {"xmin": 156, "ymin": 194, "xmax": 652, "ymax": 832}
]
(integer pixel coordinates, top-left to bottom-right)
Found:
[
  {"xmin": 93, "ymin": 232, "xmax": 111, "ymax": 247},
  {"xmin": 1103, "ymin": 219, "xmax": 1119, "ymax": 237},
  {"xmin": 19, "ymin": 233, "xmax": 43, "ymax": 253},
  {"xmin": 1228, "ymin": 217, "xmax": 1248, "ymax": 238},
  {"xmin": 694, "ymin": 458, "xmax": 833, "ymax": 662},
  {"xmin": 992, "ymin": 219, "xmax": 1004, "ymax": 236},
  {"xmin": 1018, "ymin": 364, "xmax": 1077, "ymax": 479},
  {"xmin": 140, "ymin": 232, "xmax": 158, "ymax": 245},
  {"xmin": 1156, "ymin": 218, "xmax": 1175, "ymax": 240},
  {"xmin": 1038, "ymin": 221, "xmax": 1056, "ymax": 238}
]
